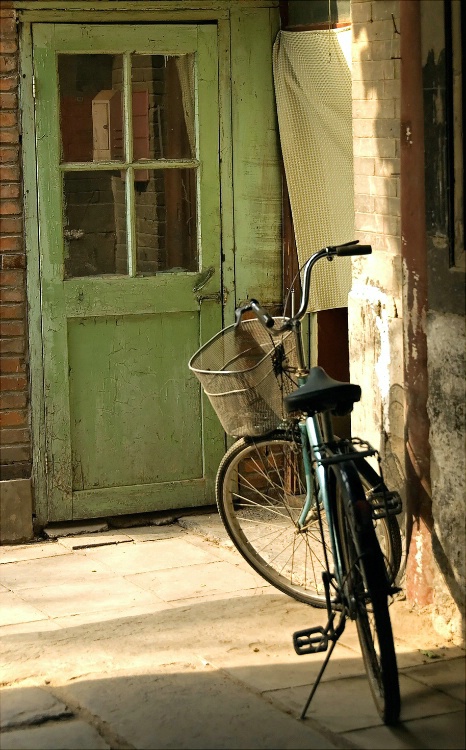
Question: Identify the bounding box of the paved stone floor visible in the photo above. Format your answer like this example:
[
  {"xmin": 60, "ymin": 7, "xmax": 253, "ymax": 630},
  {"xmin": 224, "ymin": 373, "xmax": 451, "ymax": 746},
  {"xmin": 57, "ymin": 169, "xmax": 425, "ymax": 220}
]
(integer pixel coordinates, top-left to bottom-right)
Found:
[{"xmin": 0, "ymin": 512, "xmax": 464, "ymax": 749}]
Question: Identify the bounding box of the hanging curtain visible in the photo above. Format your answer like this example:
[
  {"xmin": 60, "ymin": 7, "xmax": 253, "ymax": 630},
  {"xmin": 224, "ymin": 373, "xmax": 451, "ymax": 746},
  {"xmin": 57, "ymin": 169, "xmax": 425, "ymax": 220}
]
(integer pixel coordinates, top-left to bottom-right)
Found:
[{"xmin": 273, "ymin": 28, "xmax": 354, "ymax": 311}]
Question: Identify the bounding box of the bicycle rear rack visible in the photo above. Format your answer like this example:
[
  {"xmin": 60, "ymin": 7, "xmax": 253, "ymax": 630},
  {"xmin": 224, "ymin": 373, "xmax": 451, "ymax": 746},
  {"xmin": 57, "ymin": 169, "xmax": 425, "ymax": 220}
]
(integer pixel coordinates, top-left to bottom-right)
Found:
[{"xmin": 312, "ymin": 438, "xmax": 403, "ymax": 520}]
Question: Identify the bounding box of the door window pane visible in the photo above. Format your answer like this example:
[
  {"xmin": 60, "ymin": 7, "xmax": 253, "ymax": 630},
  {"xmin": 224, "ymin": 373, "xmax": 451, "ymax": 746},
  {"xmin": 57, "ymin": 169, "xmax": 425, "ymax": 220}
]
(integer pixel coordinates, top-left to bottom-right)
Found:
[
  {"xmin": 132, "ymin": 54, "xmax": 195, "ymax": 162},
  {"xmin": 58, "ymin": 54, "xmax": 124, "ymax": 163},
  {"xmin": 63, "ymin": 171, "xmax": 127, "ymax": 278},
  {"xmin": 135, "ymin": 168, "xmax": 197, "ymax": 273}
]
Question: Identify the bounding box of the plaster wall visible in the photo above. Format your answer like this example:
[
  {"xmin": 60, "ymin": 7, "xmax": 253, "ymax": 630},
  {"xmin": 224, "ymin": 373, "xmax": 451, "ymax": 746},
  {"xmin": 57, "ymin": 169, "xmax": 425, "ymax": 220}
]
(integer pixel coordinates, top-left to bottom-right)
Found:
[
  {"xmin": 350, "ymin": 0, "xmax": 465, "ymax": 642},
  {"xmin": 420, "ymin": 0, "xmax": 465, "ymax": 642},
  {"xmin": 426, "ymin": 312, "xmax": 465, "ymax": 641},
  {"xmin": 349, "ymin": 0, "xmax": 405, "ymax": 501}
]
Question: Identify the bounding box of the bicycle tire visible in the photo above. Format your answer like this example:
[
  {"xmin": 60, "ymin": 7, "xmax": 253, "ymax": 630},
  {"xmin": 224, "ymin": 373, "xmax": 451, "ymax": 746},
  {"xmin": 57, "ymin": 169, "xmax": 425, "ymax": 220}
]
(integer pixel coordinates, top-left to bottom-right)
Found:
[
  {"xmin": 216, "ymin": 431, "xmax": 400, "ymax": 607},
  {"xmin": 335, "ymin": 465, "xmax": 400, "ymax": 724}
]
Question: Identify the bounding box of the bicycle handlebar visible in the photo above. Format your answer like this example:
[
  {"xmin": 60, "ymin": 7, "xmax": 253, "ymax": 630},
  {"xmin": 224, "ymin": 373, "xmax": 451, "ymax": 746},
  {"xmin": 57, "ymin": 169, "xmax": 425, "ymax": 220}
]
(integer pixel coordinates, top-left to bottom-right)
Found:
[{"xmin": 234, "ymin": 242, "xmax": 372, "ymax": 333}]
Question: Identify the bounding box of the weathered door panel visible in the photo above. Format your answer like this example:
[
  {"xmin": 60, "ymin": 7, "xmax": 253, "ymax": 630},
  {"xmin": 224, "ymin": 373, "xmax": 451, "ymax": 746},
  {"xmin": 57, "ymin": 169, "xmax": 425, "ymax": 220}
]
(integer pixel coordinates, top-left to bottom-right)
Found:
[{"xmin": 33, "ymin": 24, "xmax": 224, "ymax": 520}]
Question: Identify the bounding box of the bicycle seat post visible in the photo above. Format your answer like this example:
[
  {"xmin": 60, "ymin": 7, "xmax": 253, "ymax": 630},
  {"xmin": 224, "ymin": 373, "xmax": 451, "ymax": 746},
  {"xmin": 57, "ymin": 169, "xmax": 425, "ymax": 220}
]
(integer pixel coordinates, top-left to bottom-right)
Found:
[
  {"xmin": 321, "ymin": 410, "xmax": 335, "ymax": 443},
  {"xmin": 291, "ymin": 319, "xmax": 308, "ymax": 379}
]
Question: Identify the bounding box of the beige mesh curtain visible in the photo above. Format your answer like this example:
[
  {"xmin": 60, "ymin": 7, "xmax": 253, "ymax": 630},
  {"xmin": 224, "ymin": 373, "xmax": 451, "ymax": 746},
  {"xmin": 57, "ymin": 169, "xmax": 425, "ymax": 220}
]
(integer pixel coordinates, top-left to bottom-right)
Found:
[{"xmin": 273, "ymin": 28, "xmax": 354, "ymax": 311}]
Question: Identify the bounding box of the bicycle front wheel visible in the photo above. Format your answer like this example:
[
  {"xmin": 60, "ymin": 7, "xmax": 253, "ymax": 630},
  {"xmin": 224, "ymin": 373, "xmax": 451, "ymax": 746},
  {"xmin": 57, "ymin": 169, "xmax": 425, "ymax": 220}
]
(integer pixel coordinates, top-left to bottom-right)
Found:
[
  {"xmin": 336, "ymin": 469, "xmax": 400, "ymax": 724},
  {"xmin": 216, "ymin": 432, "xmax": 333, "ymax": 607}
]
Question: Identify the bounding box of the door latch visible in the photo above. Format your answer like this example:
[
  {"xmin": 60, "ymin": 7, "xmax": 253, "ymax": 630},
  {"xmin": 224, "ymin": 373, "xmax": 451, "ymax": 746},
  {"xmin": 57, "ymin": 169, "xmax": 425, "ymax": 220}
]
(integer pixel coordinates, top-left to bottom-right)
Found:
[{"xmin": 196, "ymin": 289, "xmax": 228, "ymax": 305}]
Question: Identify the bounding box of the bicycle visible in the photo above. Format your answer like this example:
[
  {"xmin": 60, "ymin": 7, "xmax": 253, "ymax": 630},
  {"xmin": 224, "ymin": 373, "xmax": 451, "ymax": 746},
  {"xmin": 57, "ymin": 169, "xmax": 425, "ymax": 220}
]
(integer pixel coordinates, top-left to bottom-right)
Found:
[{"xmin": 189, "ymin": 241, "xmax": 402, "ymax": 724}]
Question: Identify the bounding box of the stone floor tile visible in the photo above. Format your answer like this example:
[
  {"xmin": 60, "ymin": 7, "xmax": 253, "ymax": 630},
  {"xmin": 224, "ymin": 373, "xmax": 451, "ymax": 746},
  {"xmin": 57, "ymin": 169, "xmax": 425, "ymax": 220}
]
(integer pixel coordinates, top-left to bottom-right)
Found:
[
  {"xmin": 57, "ymin": 665, "xmax": 338, "ymax": 749},
  {"xmin": 0, "ymin": 720, "xmax": 110, "ymax": 750},
  {"xmin": 80, "ymin": 536, "xmax": 223, "ymax": 575},
  {"xmin": 0, "ymin": 686, "xmax": 71, "ymax": 729},
  {"xmin": 0, "ymin": 542, "xmax": 70, "ymax": 565},
  {"xmin": 0, "ymin": 554, "xmax": 114, "ymax": 591},
  {"xmin": 128, "ymin": 559, "xmax": 268, "ymax": 601},
  {"xmin": 341, "ymin": 709, "xmax": 466, "ymax": 749},
  {"xmin": 207, "ymin": 640, "xmax": 367, "ymax": 694},
  {"xmin": 265, "ymin": 671, "xmax": 465, "ymax": 734},
  {"xmin": 402, "ymin": 656, "xmax": 466, "ymax": 703},
  {"xmin": 12, "ymin": 578, "xmax": 165, "ymax": 618},
  {"xmin": 0, "ymin": 591, "xmax": 49, "ymax": 627},
  {"xmin": 0, "ymin": 618, "xmax": 61, "ymax": 636},
  {"xmin": 54, "ymin": 599, "xmax": 171, "ymax": 629}
]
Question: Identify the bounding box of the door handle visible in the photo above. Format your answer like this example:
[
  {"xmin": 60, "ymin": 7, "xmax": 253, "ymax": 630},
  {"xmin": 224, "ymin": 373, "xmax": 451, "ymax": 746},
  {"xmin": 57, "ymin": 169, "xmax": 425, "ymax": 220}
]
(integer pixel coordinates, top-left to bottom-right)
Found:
[{"xmin": 193, "ymin": 266, "xmax": 215, "ymax": 293}]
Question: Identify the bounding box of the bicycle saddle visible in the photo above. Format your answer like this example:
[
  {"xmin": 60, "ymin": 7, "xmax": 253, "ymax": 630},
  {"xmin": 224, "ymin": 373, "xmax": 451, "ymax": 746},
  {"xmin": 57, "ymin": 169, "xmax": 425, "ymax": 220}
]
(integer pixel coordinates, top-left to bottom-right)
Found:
[{"xmin": 284, "ymin": 367, "xmax": 361, "ymax": 416}]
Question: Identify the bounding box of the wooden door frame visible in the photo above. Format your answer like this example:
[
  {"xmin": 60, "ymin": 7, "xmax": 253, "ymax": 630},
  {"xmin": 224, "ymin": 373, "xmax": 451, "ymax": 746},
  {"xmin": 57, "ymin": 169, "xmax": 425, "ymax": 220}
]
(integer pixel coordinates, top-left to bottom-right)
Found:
[{"xmin": 21, "ymin": 15, "xmax": 236, "ymax": 526}]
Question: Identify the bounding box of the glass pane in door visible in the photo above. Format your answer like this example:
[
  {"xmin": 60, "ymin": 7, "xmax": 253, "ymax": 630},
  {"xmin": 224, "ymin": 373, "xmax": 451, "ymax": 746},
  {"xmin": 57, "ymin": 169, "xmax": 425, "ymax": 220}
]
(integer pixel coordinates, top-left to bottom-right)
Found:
[
  {"xmin": 63, "ymin": 171, "xmax": 128, "ymax": 277},
  {"xmin": 131, "ymin": 54, "xmax": 195, "ymax": 161},
  {"xmin": 58, "ymin": 54, "xmax": 124, "ymax": 163},
  {"xmin": 135, "ymin": 168, "xmax": 197, "ymax": 274}
]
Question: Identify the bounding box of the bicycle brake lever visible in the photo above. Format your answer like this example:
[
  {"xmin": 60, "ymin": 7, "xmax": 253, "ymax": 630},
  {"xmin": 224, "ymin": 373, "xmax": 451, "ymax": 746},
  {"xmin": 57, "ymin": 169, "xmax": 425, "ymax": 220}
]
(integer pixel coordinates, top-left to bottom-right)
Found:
[{"xmin": 234, "ymin": 302, "xmax": 253, "ymax": 327}]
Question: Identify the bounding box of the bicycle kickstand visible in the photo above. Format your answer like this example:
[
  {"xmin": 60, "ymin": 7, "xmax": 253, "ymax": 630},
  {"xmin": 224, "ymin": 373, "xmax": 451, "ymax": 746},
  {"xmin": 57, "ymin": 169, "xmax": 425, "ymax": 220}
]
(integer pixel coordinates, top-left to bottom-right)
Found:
[{"xmin": 292, "ymin": 571, "xmax": 347, "ymax": 721}]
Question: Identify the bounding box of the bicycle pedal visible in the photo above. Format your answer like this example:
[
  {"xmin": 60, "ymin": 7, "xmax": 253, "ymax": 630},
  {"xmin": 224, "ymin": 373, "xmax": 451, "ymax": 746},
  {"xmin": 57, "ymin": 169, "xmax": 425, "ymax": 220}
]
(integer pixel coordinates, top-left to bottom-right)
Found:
[
  {"xmin": 369, "ymin": 490, "xmax": 403, "ymax": 518},
  {"xmin": 293, "ymin": 626, "xmax": 328, "ymax": 655}
]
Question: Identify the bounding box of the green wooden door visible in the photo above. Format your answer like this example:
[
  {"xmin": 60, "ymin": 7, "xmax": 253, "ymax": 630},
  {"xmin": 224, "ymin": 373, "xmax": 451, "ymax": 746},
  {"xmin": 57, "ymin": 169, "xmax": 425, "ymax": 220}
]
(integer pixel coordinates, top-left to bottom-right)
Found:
[{"xmin": 33, "ymin": 24, "xmax": 224, "ymax": 521}]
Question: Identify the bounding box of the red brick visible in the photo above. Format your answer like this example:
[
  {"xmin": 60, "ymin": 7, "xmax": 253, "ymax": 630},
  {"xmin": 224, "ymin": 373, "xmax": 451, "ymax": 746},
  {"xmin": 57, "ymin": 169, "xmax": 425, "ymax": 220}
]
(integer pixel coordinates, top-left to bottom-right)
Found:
[
  {"xmin": 0, "ymin": 444, "xmax": 30, "ymax": 463},
  {"xmin": 0, "ymin": 147, "xmax": 18, "ymax": 163},
  {"xmin": 0, "ymin": 159, "xmax": 19, "ymax": 176},
  {"xmin": 0, "ymin": 74, "xmax": 17, "ymax": 91},
  {"xmin": 0, "ymin": 219, "xmax": 22, "ymax": 235},
  {"xmin": 0, "ymin": 429, "xmax": 29, "ymax": 445},
  {"xmin": 0, "ymin": 286, "xmax": 23, "ymax": 302},
  {"xmin": 0, "ymin": 337, "xmax": 24, "ymax": 354},
  {"xmin": 0, "ymin": 19, "xmax": 16, "ymax": 38},
  {"xmin": 0, "ymin": 112, "xmax": 17, "ymax": 129},
  {"xmin": 0, "ymin": 199, "xmax": 21, "ymax": 215},
  {"xmin": 0, "ymin": 373, "xmax": 27, "ymax": 390},
  {"xmin": 0, "ymin": 56, "xmax": 16, "ymax": 74},
  {"xmin": 0, "ymin": 183, "xmax": 20, "ymax": 199},
  {"xmin": 0, "ymin": 427, "xmax": 29, "ymax": 446},
  {"xmin": 0, "ymin": 320, "xmax": 24, "ymax": 337},
  {"xmin": 0, "ymin": 410, "xmax": 27, "ymax": 428},
  {"xmin": 0, "ymin": 269, "xmax": 23, "ymax": 286},
  {"xmin": 0, "ymin": 356, "xmax": 25, "ymax": 373},
  {"xmin": 0, "ymin": 303, "xmax": 24, "ymax": 319},
  {"xmin": 0, "ymin": 40, "xmax": 18, "ymax": 54},
  {"xmin": 0, "ymin": 127, "xmax": 19, "ymax": 144},
  {"xmin": 0, "ymin": 91, "xmax": 17, "ymax": 109},
  {"xmin": 0, "ymin": 236, "xmax": 21, "ymax": 252},
  {"xmin": 1, "ymin": 253, "xmax": 25, "ymax": 269}
]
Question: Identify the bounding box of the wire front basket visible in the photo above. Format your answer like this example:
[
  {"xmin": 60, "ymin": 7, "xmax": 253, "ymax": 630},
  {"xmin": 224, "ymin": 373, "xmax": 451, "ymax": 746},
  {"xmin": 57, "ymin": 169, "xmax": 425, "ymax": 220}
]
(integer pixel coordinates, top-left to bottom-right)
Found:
[{"xmin": 189, "ymin": 318, "xmax": 298, "ymax": 437}]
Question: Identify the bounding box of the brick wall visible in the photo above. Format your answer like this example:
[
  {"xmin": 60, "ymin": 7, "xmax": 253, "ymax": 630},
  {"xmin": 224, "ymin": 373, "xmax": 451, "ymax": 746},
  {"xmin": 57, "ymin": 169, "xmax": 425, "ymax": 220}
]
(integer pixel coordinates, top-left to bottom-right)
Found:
[
  {"xmin": 0, "ymin": 3, "xmax": 30, "ymax": 482},
  {"xmin": 349, "ymin": 0, "xmax": 405, "ymax": 497}
]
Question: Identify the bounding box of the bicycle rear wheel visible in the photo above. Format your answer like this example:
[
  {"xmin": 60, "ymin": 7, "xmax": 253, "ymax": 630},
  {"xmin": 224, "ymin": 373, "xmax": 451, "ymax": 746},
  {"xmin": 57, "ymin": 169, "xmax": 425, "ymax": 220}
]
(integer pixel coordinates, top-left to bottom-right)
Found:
[
  {"xmin": 216, "ymin": 432, "xmax": 332, "ymax": 607},
  {"xmin": 216, "ymin": 430, "xmax": 401, "ymax": 607},
  {"xmin": 336, "ymin": 467, "xmax": 400, "ymax": 724},
  {"xmin": 216, "ymin": 431, "xmax": 402, "ymax": 608}
]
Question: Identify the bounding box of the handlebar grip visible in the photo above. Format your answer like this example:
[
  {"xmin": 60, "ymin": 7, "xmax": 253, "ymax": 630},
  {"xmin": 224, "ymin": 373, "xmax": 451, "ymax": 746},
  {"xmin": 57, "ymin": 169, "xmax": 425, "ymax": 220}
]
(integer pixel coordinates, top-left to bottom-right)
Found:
[
  {"xmin": 335, "ymin": 244, "xmax": 372, "ymax": 256},
  {"xmin": 250, "ymin": 299, "xmax": 275, "ymax": 328}
]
